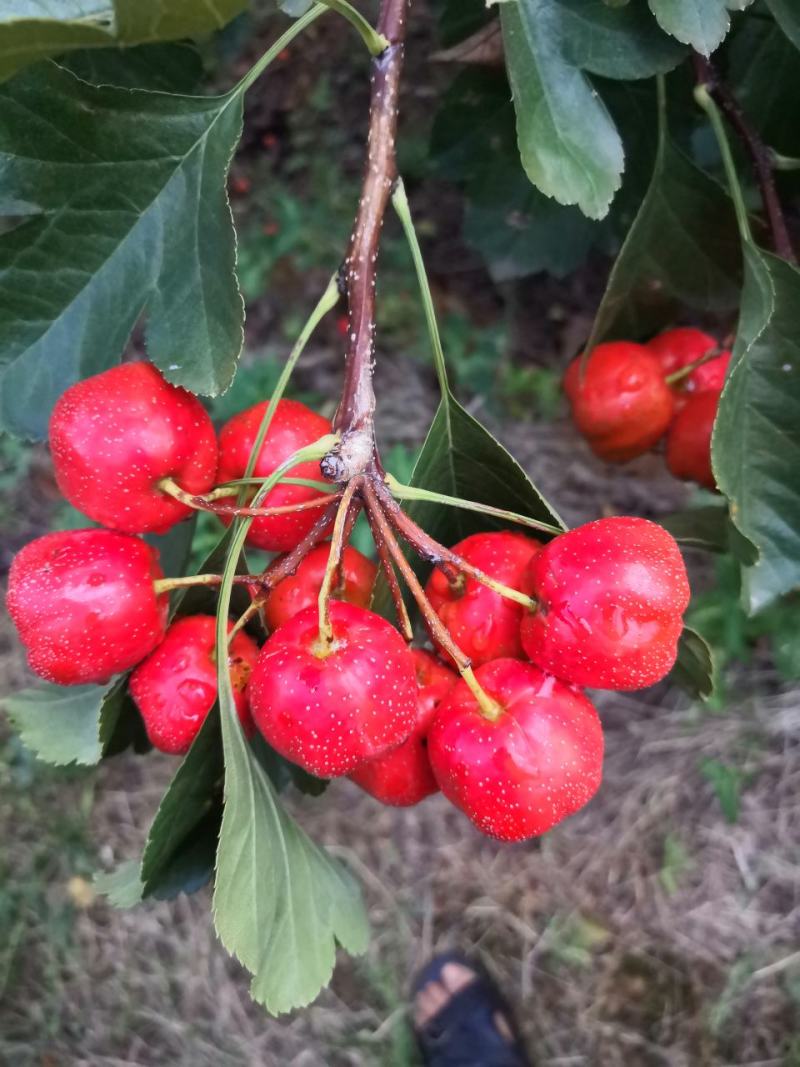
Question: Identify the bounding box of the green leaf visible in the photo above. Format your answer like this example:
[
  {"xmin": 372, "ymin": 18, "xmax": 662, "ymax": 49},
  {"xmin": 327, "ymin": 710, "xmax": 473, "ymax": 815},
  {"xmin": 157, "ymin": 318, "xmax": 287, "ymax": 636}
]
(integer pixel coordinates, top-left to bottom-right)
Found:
[
  {"xmin": 145, "ymin": 515, "xmax": 198, "ymax": 582},
  {"xmin": 556, "ymin": 0, "xmax": 686, "ymax": 80},
  {"xmin": 647, "ymin": 0, "xmax": 730, "ymax": 55},
  {"xmin": 659, "ymin": 505, "xmax": 731, "ymax": 553},
  {"xmin": 500, "ymin": 0, "xmax": 624, "ymax": 220},
  {"xmin": 0, "ymin": 1, "xmax": 246, "ymax": 82},
  {"xmin": 60, "ymin": 42, "xmax": 205, "ymax": 92},
  {"xmin": 712, "ymin": 245, "xmax": 800, "ymax": 613},
  {"xmin": 3, "ymin": 679, "xmax": 121, "ymax": 765},
  {"xmin": 587, "ymin": 84, "xmax": 741, "ymax": 344},
  {"xmin": 94, "ymin": 859, "xmax": 144, "ymax": 908},
  {"xmin": 668, "ymin": 626, "xmax": 715, "ymax": 699},
  {"xmin": 700, "ymin": 758, "xmax": 743, "ymax": 823},
  {"xmin": 733, "ymin": 20, "xmax": 800, "ymax": 159},
  {"xmin": 0, "ymin": 62, "xmax": 245, "ymax": 439},
  {"xmin": 140, "ymin": 708, "xmax": 224, "ymax": 896},
  {"xmin": 213, "ymin": 684, "xmax": 369, "ymax": 1014},
  {"xmin": 765, "ymin": 0, "xmax": 800, "ymax": 50}
]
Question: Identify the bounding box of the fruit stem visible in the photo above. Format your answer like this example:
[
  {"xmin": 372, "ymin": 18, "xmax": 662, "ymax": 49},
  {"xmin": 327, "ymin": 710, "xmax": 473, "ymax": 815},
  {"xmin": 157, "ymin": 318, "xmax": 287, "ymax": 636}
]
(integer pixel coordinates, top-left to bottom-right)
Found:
[
  {"xmin": 460, "ymin": 666, "xmax": 504, "ymax": 723},
  {"xmin": 158, "ymin": 477, "xmax": 341, "ymax": 518},
  {"xmin": 364, "ymin": 499, "xmax": 414, "ymax": 641},
  {"xmin": 209, "ymin": 476, "xmax": 332, "ymax": 498},
  {"xmin": 663, "ymin": 345, "xmax": 725, "ymax": 386},
  {"xmin": 318, "ymin": 0, "xmax": 389, "ymax": 55},
  {"xmin": 316, "ymin": 479, "xmax": 359, "ymax": 648},
  {"xmin": 153, "ymin": 573, "xmax": 259, "ymax": 594},
  {"xmin": 385, "ymin": 474, "xmax": 564, "ymax": 536},
  {"xmin": 373, "ymin": 478, "xmax": 538, "ymax": 612},
  {"xmin": 691, "ymin": 52, "xmax": 796, "ymax": 264}
]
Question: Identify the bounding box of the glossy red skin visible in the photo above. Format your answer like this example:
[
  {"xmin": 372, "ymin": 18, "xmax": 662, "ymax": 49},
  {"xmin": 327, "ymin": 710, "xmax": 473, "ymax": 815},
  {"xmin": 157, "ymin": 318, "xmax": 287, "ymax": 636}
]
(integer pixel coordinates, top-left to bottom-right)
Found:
[
  {"xmin": 49, "ymin": 362, "xmax": 218, "ymax": 534},
  {"xmin": 521, "ymin": 517, "xmax": 690, "ymax": 691},
  {"xmin": 564, "ymin": 343, "xmax": 675, "ymax": 462},
  {"xmin": 6, "ymin": 529, "xmax": 168, "ymax": 685},
  {"xmin": 130, "ymin": 615, "xmax": 259, "ymax": 755},
  {"xmin": 350, "ymin": 649, "xmax": 458, "ymax": 806},
  {"xmin": 647, "ymin": 328, "xmax": 730, "ymax": 403},
  {"xmin": 665, "ymin": 390, "xmax": 719, "ymax": 490},
  {"xmin": 217, "ymin": 399, "xmax": 333, "ymax": 552},
  {"xmin": 249, "ymin": 601, "xmax": 418, "ymax": 777},
  {"xmin": 264, "ymin": 544, "xmax": 377, "ymax": 632},
  {"xmin": 428, "ymin": 659, "xmax": 603, "ymax": 841},
  {"xmin": 425, "ymin": 531, "xmax": 541, "ymax": 667}
]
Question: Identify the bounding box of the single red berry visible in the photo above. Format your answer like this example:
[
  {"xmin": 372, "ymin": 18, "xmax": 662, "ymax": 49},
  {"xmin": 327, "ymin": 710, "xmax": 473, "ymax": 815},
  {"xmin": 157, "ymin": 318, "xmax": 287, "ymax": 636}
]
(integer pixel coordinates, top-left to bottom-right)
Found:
[
  {"xmin": 130, "ymin": 615, "xmax": 259, "ymax": 755},
  {"xmin": 49, "ymin": 362, "xmax": 218, "ymax": 534},
  {"xmin": 564, "ymin": 342, "xmax": 675, "ymax": 462},
  {"xmin": 263, "ymin": 543, "xmax": 377, "ymax": 632},
  {"xmin": 428, "ymin": 658, "xmax": 603, "ymax": 841},
  {"xmin": 520, "ymin": 517, "xmax": 690, "ymax": 691},
  {"xmin": 350, "ymin": 648, "xmax": 458, "ymax": 806},
  {"xmin": 249, "ymin": 601, "xmax": 418, "ymax": 777},
  {"xmin": 665, "ymin": 390, "xmax": 719, "ymax": 490},
  {"xmin": 425, "ymin": 531, "xmax": 541, "ymax": 667},
  {"xmin": 7, "ymin": 529, "xmax": 169, "ymax": 686},
  {"xmin": 647, "ymin": 327, "xmax": 730, "ymax": 401},
  {"xmin": 217, "ymin": 398, "xmax": 333, "ymax": 552}
]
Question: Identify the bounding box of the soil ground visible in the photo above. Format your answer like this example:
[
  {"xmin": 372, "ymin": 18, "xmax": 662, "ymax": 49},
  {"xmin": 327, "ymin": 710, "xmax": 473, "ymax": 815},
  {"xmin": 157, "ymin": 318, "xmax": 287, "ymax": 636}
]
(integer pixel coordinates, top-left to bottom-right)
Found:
[{"xmin": 1, "ymin": 8, "xmax": 799, "ymax": 1066}]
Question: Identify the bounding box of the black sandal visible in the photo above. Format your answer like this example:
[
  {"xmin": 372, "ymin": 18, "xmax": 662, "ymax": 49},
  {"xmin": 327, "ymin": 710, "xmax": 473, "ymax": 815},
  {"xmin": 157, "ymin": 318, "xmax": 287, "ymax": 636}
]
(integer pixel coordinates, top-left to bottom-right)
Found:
[{"xmin": 411, "ymin": 952, "xmax": 532, "ymax": 1067}]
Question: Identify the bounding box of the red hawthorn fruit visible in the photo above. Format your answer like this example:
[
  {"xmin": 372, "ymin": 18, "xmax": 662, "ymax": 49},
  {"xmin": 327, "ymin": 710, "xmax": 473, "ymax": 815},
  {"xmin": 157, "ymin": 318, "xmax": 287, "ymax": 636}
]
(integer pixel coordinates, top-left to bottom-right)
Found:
[
  {"xmin": 665, "ymin": 390, "xmax": 720, "ymax": 490},
  {"xmin": 520, "ymin": 517, "xmax": 690, "ymax": 691},
  {"xmin": 130, "ymin": 615, "xmax": 259, "ymax": 755},
  {"xmin": 217, "ymin": 398, "xmax": 333, "ymax": 552},
  {"xmin": 647, "ymin": 327, "xmax": 730, "ymax": 400},
  {"xmin": 7, "ymin": 529, "xmax": 168, "ymax": 685},
  {"xmin": 428, "ymin": 658, "xmax": 603, "ymax": 841},
  {"xmin": 249, "ymin": 601, "xmax": 418, "ymax": 777},
  {"xmin": 424, "ymin": 531, "xmax": 541, "ymax": 666},
  {"xmin": 263, "ymin": 543, "xmax": 377, "ymax": 632},
  {"xmin": 564, "ymin": 342, "xmax": 675, "ymax": 462},
  {"xmin": 49, "ymin": 362, "xmax": 218, "ymax": 534},
  {"xmin": 350, "ymin": 648, "xmax": 458, "ymax": 806}
]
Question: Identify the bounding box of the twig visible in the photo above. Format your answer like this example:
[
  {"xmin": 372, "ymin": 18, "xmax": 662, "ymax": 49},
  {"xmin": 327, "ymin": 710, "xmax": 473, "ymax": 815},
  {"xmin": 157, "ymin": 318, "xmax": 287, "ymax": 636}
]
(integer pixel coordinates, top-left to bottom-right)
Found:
[
  {"xmin": 364, "ymin": 498, "xmax": 414, "ymax": 640},
  {"xmin": 692, "ymin": 51, "xmax": 796, "ymax": 263}
]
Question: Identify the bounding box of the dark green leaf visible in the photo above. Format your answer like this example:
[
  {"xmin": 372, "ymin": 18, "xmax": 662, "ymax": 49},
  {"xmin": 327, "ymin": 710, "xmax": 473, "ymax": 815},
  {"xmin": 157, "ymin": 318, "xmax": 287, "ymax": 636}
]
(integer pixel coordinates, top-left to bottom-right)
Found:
[
  {"xmin": 713, "ymin": 246, "xmax": 800, "ymax": 612},
  {"xmin": 3, "ymin": 679, "xmax": 118, "ymax": 765},
  {"xmin": 0, "ymin": 63, "xmax": 244, "ymax": 439},
  {"xmin": 214, "ymin": 676, "xmax": 369, "ymax": 1014},
  {"xmin": 733, "ymin": 21, "xmax": 800, "ymax": 159},
  {"xmin": 500, "ymin": 0, "xmax": 624, "ymax": 219},
  {"xmin": 557, "ymin": 0, "xmax": 686, "ymax": 80},
  {"xmin": 145, "ymin": 515, "xmax": 198, "ymax": 583},
  {"xmin": 668, "ymin": 626, "xmax": 715, "ymax": 699},
  {"xmin": 587, "ymin": 89, "xmax": 741, "ymax": 344},
  {"xmin": 94, "ymin": 859, "xmax": 144, "ymax": 908},
  {"xmin": 60, "ymin": 42, "xmax": 205, "ymax": 92},
  {"xmin": 149, "ymin": 808, "xmax": 219, "ymax": 901},
  {"xmin": 659, "ymin": 505, "xmax": 731, "ymax": 553},
  {"xmin": 765, "ymin": 0, "xmax": 800, "ymax": 50},
  {"xmin": 0, "ymin": 1, "xmax": 247, "ymax": 82},
  {"xmin": 140, "ymin": 708, "xmax": 224, "ymax": 896},
  {"xmin": 647, "ymin": 0, "xmax": 730, "ymax": 55}
]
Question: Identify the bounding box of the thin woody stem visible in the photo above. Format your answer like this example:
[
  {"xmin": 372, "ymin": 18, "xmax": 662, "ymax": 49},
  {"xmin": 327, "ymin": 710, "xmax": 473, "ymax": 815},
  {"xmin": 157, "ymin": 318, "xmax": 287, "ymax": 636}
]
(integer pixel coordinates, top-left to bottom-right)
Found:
[
  {"xmin": 159, "ymin": 477, "xmax": 341, "ymax": 518},
  {"xmin": 154, "ymin": 573, "xmax": 263, "ymax": 595},
  {"xmin": 317, "ymin": 480, "xmax": 359, "ymax": 646},
  {"xmin": 372, "ymin": 478, "xmax": 537, "ymax": 611},
  {"xmin": 364, "ymin": 501, "xmax": 414, "ymax": 641},
  {"xmin": 363, "ymin": 483, "xmax": 503, "ymax": 721},
  {"xmin": 334, "ymin": 0, "xmax": 410, "ymax": 438},
  {"xmin": 692, "ymin": 51, "xmax": 796, "ymax": 263}
]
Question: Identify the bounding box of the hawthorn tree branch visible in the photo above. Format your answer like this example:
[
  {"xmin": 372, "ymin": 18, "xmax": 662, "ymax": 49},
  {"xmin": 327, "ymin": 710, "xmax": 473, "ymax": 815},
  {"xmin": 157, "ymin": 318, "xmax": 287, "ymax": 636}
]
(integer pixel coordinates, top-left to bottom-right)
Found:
[
  {"xmin": 692, "ymin": 51, "xmax": 796, "ymax": 264},
  {"xmin": 329, "ymin": 0, "xmax": 411, "ymax": 465}
]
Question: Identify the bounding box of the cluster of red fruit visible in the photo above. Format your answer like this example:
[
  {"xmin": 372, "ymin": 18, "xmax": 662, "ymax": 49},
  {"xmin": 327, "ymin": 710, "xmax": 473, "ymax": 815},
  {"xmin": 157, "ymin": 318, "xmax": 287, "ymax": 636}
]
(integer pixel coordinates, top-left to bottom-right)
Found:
[
  {"xmin": 564, "ymin": 327, "xmax": 730, "ymax": 489},
  {"xmin": 6, "ymin": 361, "xmax": 690, "ymax": 842}
]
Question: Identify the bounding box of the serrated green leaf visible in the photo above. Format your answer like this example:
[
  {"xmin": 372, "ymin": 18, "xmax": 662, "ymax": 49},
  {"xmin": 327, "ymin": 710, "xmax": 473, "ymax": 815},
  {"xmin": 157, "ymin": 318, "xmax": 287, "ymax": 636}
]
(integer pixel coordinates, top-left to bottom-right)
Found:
[
  {"xmin": 94, "ymin": 858, "xmax": 144, "ymax": 908},
  {"xmin": 2, "ymin": 679, "xmax": 120, "ymax": 765},
  {"xmin": 213, "ymin": 685, "xmax": 369, "ymax": 1014},
  {"xmin": 557, "ymin": 0, "xmax": 686, "ymax": 80},
  {"xmin": 648, "ymin": 0, "xmax": 729, "ymax": 55},
  {"xmin": 765, "ymin": 0, "xmax": 800, "ymax": 50},
  {"xmin": 0, "ymin": 1, "xmax": 246, "ymax": 82},
  {"xmin": 668, "ymin": 626, "xmax": 715, "ymax": 699},
  {"xmin": 60, "ymin": 41, "xmax": 204, "ymax": 92},
  {"xmin": 712, "ymin": 245, "xmax": 800, "ymax": 613},
  {"xmin": 140, "ymin": 708, "xmax": 224, "ymax": 896},
  {"xmin": 500, "ymin": 0, "xmax": 624, "ymax": 220},
  {"xmin": 587, "ymin": 83, "xmax": 741, "ymax": 344},
  {"xmin": 0, "ymin": 62, "xmax": 245, "ymax": 439}
]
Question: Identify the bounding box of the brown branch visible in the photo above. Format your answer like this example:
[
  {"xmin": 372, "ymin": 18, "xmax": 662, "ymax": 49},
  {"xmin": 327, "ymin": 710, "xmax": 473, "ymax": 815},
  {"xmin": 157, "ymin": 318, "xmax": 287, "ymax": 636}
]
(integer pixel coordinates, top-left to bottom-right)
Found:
[
  {"xmin": 334, "ymin": 0, "xmax": 410, "ymax": 441},
  {"xmin": 692, "ymin": 51, "xmax": 796, "ymax": 264},
  {"xmin": 364, "ymin": 495, "xmax": 414, "ymax": 640}
]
